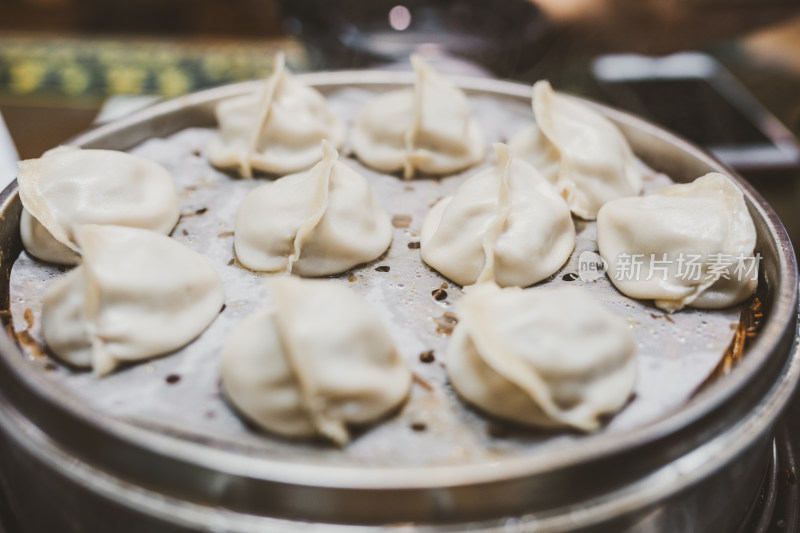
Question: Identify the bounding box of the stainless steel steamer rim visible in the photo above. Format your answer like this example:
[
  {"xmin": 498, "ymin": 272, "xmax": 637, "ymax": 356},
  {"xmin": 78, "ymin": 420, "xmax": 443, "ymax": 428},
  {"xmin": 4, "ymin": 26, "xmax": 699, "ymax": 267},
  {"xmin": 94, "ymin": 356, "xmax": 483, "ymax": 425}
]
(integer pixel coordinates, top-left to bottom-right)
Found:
[{"xmin": 0, "ymin": 71, "xmax": 796, "ymax": 529}]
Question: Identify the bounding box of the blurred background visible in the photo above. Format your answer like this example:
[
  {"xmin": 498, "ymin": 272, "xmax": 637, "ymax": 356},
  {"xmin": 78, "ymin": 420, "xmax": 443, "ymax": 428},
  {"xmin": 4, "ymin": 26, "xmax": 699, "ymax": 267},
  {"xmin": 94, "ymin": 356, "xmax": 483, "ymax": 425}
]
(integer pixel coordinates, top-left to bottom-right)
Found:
[{"xmin": 0, "ymin": 0, "xmax": 799, "ymax": 243}]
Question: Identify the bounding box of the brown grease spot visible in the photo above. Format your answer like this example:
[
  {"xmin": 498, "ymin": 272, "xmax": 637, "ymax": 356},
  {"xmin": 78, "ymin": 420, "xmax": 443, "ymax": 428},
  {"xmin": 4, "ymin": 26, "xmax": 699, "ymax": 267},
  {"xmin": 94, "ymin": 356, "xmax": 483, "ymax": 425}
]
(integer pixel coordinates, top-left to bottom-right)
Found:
[
  {"xmin": 432, "ymin": 288, "xmax": 447, "ymax": 301},
  {"xmin": 699, "ymin": 295, "xmax": 764, "ymax": 390},
  {"xmin": 15, "ymin": 330, "xmax": 46, "ymax": 358},
  {"xmin": 348, "ymin": 274, "xmax": 357, "ymax": 282},
  {"xmin": 410, "ymin": 422, "xmax": 427, "ymax": 432},
  {"xmin": 217, "ymin": 231, "xmax": 234, "ymax": 239},
  {"xmin": 23, "ymin": 308, "xmax": 34, "ymax": 330},
  {"xmin": 165, "ymin": 374, "xmax": 181, "ymax": 384},
  {"xmin": 649, "ymin": 312, "xmax": 675, "ymax": 324},
  {"xmin": 412, "ymin": 372, "xmax": 434, "ymax": 392},
  {"xmin": 182, "ymin": 229, "xmax": 189, "ymax": 236},
  {"xmin": 434, "ymin": 312, "xmax": 459, "ymax": 335},
  {"xmin": 407, "ymin": 242, "xmax": 420, "ymax": 249},
  {"xmin": 192, "ymin": 149, "xmax": 201, "ymax": 157},
  {"xmin": 419, "ymin": 350, "xmax": 435, "ymax": 363},
  {"xmin": 392, "ymin": 214, "xmax": 412, "ymax": 228},
  {"xmin": 375, "ymin": 265, "xmax": 390, "ymax": 273},
  {"xmin": 227, "ymin": 258, "xmax": 235, "ymax": 266}
]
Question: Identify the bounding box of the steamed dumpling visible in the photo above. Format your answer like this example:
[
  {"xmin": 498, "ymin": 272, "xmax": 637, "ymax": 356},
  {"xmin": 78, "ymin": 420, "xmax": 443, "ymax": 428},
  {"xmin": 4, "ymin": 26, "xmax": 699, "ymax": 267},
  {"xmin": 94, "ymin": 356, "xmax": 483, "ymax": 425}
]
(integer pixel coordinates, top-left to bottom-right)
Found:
[
  {"xmin": 43, "ymin": 224, "xmax": 225, "ymax": 376},
  {"xmin": 447, "ymin": 284, "xmax": 636, "ymax": 431},
  {"xmin": 421, "ymin": 143, "xmax": 575, "ymax": 288},
  {"xmin": 207, "ymin": 52, "xmax": 345, "ymax": 178},
  {"xmin": 18, "ymin": 146, "xmax": 180, "ymax": 265},
  {"xmin": 234, "ymin": 141, "xmax": 392, "ymax": 276},
  {"xmin": 352, "ymin": 55, "xmax": 485, "ymax": 179},
  {"xmin": 221, "ymin": 277, "xmax": 411, "ymax": 445},
  {"xmin": 509, "ymin": 80, "xmax": 643, "ymax": 219},
  {"xmin": 597, "ymin": 172, "xmax": 758, "ymax": 312}
]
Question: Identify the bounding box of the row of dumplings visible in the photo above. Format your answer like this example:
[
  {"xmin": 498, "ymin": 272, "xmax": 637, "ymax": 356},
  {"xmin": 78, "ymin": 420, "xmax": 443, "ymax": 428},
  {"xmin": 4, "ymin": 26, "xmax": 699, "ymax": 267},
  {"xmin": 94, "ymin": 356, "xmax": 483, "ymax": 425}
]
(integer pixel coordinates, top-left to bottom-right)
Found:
[
  {"xmin": 207, "ymin": 53, "xmax": 641, "ymax": 220},
  {"xmin": 13, "ymin": 56, "xmax": 758, "ymax": 444}
]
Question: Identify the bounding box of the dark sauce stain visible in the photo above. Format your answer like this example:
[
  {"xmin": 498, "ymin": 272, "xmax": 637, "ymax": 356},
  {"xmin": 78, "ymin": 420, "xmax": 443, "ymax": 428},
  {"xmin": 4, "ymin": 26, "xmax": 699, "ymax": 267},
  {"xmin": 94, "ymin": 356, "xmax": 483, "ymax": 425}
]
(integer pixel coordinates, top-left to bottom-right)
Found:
[
  {"xmin": 375, "ymin": 265, "xmax": 390, "ymax": 273},
  {"xmin": 348, "ymin": 274, "xmax": 357, "ymax": 282},
  {"xmin": 410, "ymin": 422, "xmax": 427, "ymax": 432},
  {"xmin": 227, "ymin": 258, "xmax": 235, "ymax": 266},
  {"xmin": 391, "ymin": 214, "xmax": 412, "ymax": 229},
  {"xmin": 432, "ymin": 288, "xmax": 447, "ymax": 301},
  {"xmin": 434, "ymin": 312, "xmax": 458, "ymax": 335},
  {"xmin": 419, "ymin": 350, "xmax": 435, "ymax": 363},
  {"xmin": 562, "ymin": 272, "xmax": 579, "ymax": 282},
  {"xmin": 217, "ymin": 231, "xmax": 234, "ymax": 239},
  {"xmin": 182, "ymin": 229, "xmax": 189, "ymax": 236},
  {"xmin": 219, "ymin": 304, "xmax": 227, "ymax": 314},
  {"xmin": 181, "ymin": 207, "xmax": 208, "ymax": 217},
  {"xmin": 191, "ymin": 149, "xmax": 201, "ymax": 157},
  {"xmin": 165, "ymin": 374, "xmax": 181, "ymax": 385},
  {"xmin": 407, "ymin": 242, "xmax": 421, "ymax": 249},
  {"xmin": 649, "ymin": 312, "xmax": 675, "ymax": 324}
]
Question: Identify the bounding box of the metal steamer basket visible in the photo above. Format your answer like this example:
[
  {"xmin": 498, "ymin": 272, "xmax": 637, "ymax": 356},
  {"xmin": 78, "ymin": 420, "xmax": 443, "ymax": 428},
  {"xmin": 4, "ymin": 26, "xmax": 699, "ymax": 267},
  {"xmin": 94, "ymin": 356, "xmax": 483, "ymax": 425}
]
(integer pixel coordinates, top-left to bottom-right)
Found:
[{"xmin": 0, "ymin": 72, "xmax": 796, "ymax": 533}]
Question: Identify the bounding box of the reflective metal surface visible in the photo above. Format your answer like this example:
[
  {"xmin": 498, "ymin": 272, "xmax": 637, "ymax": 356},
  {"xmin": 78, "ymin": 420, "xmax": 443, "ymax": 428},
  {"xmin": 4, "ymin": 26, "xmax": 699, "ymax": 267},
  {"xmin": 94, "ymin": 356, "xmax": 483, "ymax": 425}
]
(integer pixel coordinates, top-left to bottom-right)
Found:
[{"xmin": 0, "ymin": 71, "xmax": 796, "ymax": 531}]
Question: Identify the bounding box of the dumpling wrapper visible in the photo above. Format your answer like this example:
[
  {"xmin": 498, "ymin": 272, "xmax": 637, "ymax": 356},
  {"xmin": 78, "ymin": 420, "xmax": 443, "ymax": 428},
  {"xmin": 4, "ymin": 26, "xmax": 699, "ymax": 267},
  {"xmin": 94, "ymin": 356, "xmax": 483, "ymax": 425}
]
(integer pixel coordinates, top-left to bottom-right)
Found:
[
  {"xmin": 421, "ymin": 143, "xmax": 575, "ymax": 288},
  {"xmin": 234, "ymin": 141, "xmax": 392, "ymax": 276},
  {"xmin": 597, "ymin": 172, "xmax": 758, "ymax": 312},
  {"xmin": 207, "ymin": 52, "xmax": 345, "ymax": 178},
  {"xmin": 509, "ymin": 80, "xmax": 643, "ymax": 220},
  {"xmin": 447, "ymin": 284, "xmax": 636, "ymax": 431},
  {"xmin": 221, "ymin": 277, "xmax": 412, "ymax": 445},
  {"xmin": 18, "ymin": 146, "xmax": 180, "ymax": 265},
  {"xmin": 42, "ymin": 224, "xmax": 225, "ymax": 376},
  {"xmin": 351, "ymin": 54, "xmax": 485, "ymax": 179}
]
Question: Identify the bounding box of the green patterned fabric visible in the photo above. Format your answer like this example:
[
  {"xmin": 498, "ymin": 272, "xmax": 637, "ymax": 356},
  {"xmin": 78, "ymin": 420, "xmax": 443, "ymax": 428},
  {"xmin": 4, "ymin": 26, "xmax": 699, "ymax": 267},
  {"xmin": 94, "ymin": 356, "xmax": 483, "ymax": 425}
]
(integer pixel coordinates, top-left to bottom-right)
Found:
[{"xmin": 0, "ymin": 33, "xmax": 308, "ymax": 104}]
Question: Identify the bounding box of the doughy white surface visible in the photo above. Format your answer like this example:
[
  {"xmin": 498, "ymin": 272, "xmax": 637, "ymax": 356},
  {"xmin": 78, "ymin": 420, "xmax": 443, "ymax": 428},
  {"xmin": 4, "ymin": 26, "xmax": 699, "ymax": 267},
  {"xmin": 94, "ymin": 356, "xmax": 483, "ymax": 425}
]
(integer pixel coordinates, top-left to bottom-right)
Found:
[
  {"xmin": 18, "ymin": 146, "xmax": 180, "ymax": 265},
  {"xmin": 509, "ymin": 81, "xmax": 643, "ymax": 220},
  {"xmin": 8, "ymin": 87, "xmax": 741, "ymax": 467},
  {"xmin": 221, "ymin": 277, "xmax": 411, "ymax": 444},
  {"xmin": 421, "ymin": 143, "xmax": 574, "ymax": 288},
  {"xmin": 207, "ymin": 53, "xmax": 345, "ymax": 178},
  {"xmin": 234, "ymin": 141, "xmax": 392, "ymax": 276},
  {"xmin": 448, "ymin": 284, "xmax": 636, "ymax": 431},
  {"xmin": 352, "ymin": 55, "xmax": 484, "ymax": 178},
  {"xmin": 597, "ymin": 172, "xmax": 758, "ymax": 312},
  {"xmin": 42, "ymin": 224, "xmax": 224, "ymax": 376}
]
